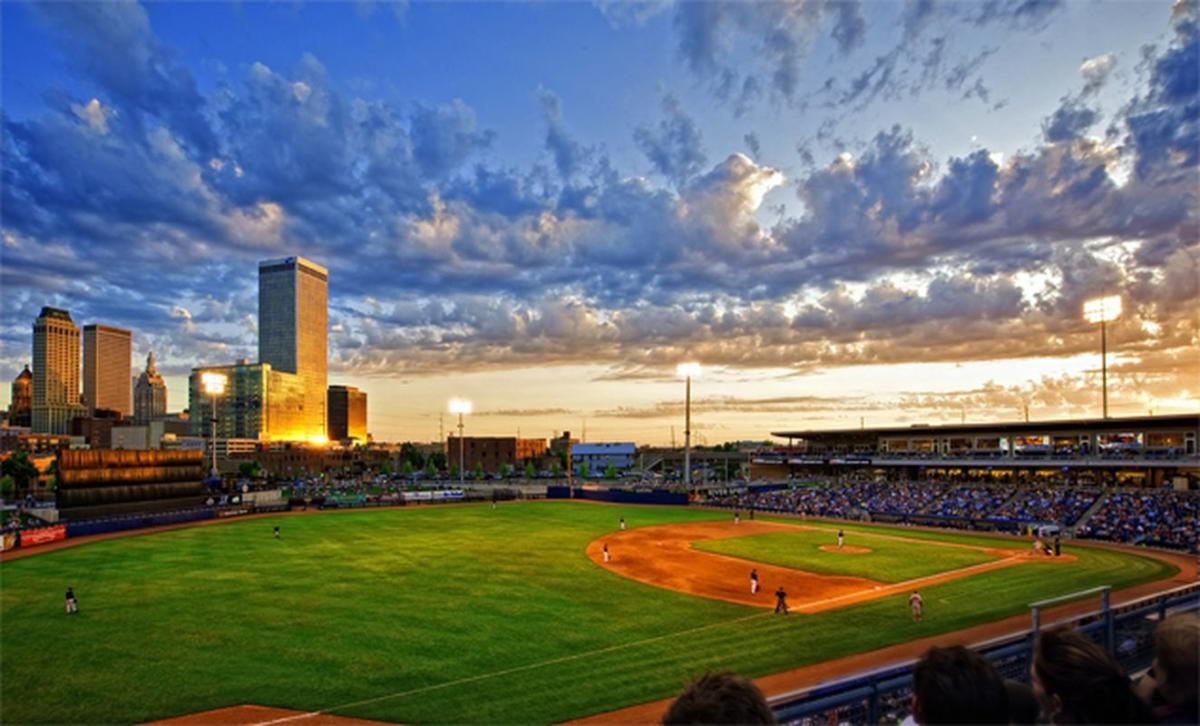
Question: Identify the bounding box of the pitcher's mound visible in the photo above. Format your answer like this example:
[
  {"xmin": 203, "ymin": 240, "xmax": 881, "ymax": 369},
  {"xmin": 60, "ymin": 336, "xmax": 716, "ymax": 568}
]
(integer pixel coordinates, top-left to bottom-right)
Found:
[{"xmin": 819, "ymin": 545, "xmax": 872, "ymax": 554}]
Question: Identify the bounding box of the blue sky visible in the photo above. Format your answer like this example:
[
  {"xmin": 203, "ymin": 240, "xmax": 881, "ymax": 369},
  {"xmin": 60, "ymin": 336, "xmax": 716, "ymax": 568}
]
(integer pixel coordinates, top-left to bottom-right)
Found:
[{"xmin": 1, "ymin": 0, "xmax": 1197, "ymax": 443}]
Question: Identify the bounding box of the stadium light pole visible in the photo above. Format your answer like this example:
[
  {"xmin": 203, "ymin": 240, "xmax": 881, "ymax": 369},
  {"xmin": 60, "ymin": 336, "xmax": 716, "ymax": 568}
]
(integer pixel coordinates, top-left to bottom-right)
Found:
[
  {"xmin": 676, "ymin": 363, "xmax": 701, "ymax": 487},
  {"xmin": 201, "ymin": 372, "xmax": 228, "ymax": 479},
  {"xmin": 448, "ymin": 399, "xmax": 472, "ymax": 486},
  {"xmin": 1083, "ymin": 296, "xmax": 1122, "ymax": 419}
]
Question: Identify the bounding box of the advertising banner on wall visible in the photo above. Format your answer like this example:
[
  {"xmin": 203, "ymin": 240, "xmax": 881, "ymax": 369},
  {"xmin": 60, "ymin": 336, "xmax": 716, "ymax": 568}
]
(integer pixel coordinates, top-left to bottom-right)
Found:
[{"xmin": 19, "ymin": 525, "xmax": 67, "ymax": 548}]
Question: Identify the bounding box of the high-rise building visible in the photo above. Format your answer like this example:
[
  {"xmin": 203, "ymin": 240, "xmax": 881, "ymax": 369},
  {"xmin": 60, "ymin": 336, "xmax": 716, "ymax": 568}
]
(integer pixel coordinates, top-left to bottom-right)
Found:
[
  {"xmin": 134, "ymin": 351, "xmax": 168, "ymax": 424},
  {"xmin": 258, "ymin": 257, "xmax": 328, "ymax": 442},
  {"xmin": 327, "ymin": 385, "xmax": 367, "ymax": 443},
  {"xmin": 8, "ymin": 365, "xmax": 33, "ymax": 427},
  {"xmin": 187, "ymin": 361, "xmax": 306, "ymax": 442},
  {"xmin": 32, "ymin": 307, "xmax": 85, "ymax": 434},
  {"xmin": 83, "ymin": 324, "xmax": 132, "ymax": 417}
]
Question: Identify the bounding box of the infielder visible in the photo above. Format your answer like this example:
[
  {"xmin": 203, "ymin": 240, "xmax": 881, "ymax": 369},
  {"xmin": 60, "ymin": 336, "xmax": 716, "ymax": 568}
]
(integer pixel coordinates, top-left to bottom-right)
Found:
[
  {"xmin": 603, "ymin": 543, "xmax": 610, "ymax": 563},
  {"xmin": 774, "ymin": 586, "xmax": 789, "ymax": 615},
  {"xmin": 910, "ymin": 590, "xmax": 923, "ymax": 622},
  {"xmin": 837, "ymin": 529, "xmax": 844, "ymax": 548},
  {"xmin": 750, "ymin": 568, "xmax": 759, "ymax": 595}
]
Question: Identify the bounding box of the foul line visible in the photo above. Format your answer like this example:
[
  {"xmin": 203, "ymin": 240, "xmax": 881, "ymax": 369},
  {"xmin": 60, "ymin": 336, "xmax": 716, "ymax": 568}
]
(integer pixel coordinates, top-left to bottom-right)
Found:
[{"xmin": 252, "ymin": 609, "xmax": 775, "ymax": 724}]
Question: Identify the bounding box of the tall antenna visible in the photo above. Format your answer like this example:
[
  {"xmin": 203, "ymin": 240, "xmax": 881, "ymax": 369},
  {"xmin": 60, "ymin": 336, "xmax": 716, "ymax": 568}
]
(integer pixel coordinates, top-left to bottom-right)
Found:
[
  {"xmin": 582, "ymin": 417, "xmax": 587, "ymax": 443},
  {"xmin": 439, "ymin": 414, "xmax": 444, "ymax": 444},
  {"xmin": 671, "ymin": 425, "xmax": 676, "ymax": 448}
]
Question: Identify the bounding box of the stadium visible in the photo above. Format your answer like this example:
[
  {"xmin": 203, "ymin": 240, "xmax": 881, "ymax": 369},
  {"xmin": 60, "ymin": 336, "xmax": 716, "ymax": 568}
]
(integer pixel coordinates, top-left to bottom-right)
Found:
[{"xmin": 2, "ymin": 415, "xmax": 1197, "ymax": 725}]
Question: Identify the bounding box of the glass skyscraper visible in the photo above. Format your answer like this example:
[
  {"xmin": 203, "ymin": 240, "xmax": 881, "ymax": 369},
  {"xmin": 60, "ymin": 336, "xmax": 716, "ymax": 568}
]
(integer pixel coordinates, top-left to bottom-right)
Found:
[{"xmin": 258, "ymin": 257, "xmax": 328, "ymax": 442}]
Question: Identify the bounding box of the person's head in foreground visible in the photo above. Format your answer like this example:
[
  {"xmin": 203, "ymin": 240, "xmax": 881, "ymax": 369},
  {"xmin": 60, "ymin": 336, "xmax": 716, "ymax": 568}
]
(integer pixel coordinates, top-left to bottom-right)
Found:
[
  {"xmin": 662, "ymin": 671, "xmax": 777, "ymax": 725},
  {"xmin": 1032, "ymin": 627, "xmax": 1153, "ymax": 724},
  {"xmin": 910, "ymin": 645, "xmax": 1008, "ymax": 724},
  {"xmin": 1135, "ymin": 613, "xmax": 1200, "ymax": 724}
]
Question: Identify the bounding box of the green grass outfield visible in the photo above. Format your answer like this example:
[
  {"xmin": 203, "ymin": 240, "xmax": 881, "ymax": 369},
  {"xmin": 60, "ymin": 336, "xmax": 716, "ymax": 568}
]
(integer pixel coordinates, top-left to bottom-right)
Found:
[
  {"xmin": 0, "ymin": 503, "xmax": 1177, "ymax": 725},
  {"xmin": 693, "ymin": 527, "xmax": 1000, "ymax": 582}
]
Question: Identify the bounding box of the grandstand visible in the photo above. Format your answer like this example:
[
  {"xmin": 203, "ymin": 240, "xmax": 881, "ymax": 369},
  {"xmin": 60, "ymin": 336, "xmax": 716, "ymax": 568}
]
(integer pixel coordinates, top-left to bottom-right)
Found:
[{"xmin": 756, "ymin": 413, "xmax": 1199, "ymax": 488}]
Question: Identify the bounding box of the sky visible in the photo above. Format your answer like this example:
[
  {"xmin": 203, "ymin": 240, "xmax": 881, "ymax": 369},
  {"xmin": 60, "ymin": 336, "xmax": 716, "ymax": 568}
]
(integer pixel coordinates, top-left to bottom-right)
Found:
[{"xmin": 1, "ymin": 0, "xmax": 1197, "ymax": 445}]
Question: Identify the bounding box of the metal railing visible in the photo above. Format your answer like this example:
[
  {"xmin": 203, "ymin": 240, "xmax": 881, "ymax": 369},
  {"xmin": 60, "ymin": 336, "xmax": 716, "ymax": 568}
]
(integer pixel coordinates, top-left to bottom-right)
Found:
[{"xmin": 770, "ymin": 583, "xmax": 1200, "ymax": 725}]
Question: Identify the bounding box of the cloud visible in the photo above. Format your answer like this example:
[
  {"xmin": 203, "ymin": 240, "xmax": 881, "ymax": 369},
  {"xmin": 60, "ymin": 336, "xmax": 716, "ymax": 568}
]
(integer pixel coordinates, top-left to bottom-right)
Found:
[
  {"xmin": 1042, "ymin": 99, "xmax": 1100, "ymax": 142},
  {"xmin": 410, "ymin": 99, "xmax": 495, "ymax": 178},
  {"xmin": 633, "ymin": 95, "xmax": 707, "ymax": 186},
  {"xmin": 1080, "ymin": 53, "xmax": 1118, "ymax": 95},
  {"xmin": 536, "ymin": 87, "xmax": 587, "ymax": 178}
]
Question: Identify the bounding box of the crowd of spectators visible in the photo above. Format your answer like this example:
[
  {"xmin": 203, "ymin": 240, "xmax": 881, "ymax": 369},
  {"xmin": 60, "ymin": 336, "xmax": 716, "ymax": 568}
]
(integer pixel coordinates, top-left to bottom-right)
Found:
[
  {"xmin": 992, "ymin": 487, "xmax": 1099, "ymax": 526},
  {"xmin": 1076, "ymin": 491, "xmax": 1200, "ymax": 551},
  {"xmin": 705, "ymin": 478, "xmax": 1200, "ymax": 551}
]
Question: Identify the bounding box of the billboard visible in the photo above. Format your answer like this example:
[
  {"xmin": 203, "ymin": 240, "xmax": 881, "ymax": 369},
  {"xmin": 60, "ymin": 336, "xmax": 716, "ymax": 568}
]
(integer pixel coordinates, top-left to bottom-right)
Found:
[{"xmin": 19, "ymin": 525, "xmax": 66, "ymax": 548}]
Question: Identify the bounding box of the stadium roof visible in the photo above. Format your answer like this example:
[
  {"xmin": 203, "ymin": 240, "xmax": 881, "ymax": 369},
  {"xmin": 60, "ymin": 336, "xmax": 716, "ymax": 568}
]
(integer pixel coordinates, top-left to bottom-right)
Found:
[{"xmin": 772, "ymin": 413, "xmax": 1200, "ymax": 440}]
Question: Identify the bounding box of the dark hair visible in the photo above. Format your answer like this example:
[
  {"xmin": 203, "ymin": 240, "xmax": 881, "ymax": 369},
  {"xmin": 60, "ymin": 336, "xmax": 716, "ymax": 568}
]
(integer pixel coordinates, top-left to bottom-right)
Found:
[
  {"xmin": 1153, "ymin": 613, "xmax": 1199, "ymax": 706},
  {"xmin": 662, "ymin": 671, "xmax": 777, "ymax": 725},
  {"xmin": 1004, "ymin": 679, "xmax": 1040, "ymax": 725},
  {"xmin": 1033, "ymin": 628, "xmax": 1153, "ymax": 724},
  {"xmin": 911, "ymin": 645, "xmax": 1008, "ymax": 724}
]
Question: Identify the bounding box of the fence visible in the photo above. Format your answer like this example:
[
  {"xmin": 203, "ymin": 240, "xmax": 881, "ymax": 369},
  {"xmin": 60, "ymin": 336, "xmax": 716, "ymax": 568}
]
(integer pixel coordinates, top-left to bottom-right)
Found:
[{"xmin": 770, "ymin": 583, "xmax": 1200, "ymax": 725}]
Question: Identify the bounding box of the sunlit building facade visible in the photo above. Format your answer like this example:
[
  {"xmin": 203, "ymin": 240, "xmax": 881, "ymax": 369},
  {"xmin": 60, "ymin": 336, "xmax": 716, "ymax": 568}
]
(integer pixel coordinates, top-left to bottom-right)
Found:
[
  {"xmin": 32, "ymin": 307, "xmax": 86, "ymax": 434},
  {"xmin": 327, "ymin": 385, "xmax": 367, "ymax": 443},
  {"xmin": 83, "ymin": 324, "xmax": 132, "ymax": 417},
  {"xmin": 259, "ymin": 257, "xmax": 328, "ymax": 442},
  {"xmin": 134, "ymin": 351, "xmax": 168, "ymax": 424},
  {"xmin": 187, "ymin": 361, "xmax": 307, "ymax": 442},
  {"xmin": 8, "ymin": 364, "xmax": 33, "ymax": 427}
]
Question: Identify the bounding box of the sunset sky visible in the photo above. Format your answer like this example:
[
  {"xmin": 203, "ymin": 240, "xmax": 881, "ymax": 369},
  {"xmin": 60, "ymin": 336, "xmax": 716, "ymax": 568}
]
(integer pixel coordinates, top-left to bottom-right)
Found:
[{"xmin": 1, "ymin": 0, "xmax": 1197, "ymax": 444}]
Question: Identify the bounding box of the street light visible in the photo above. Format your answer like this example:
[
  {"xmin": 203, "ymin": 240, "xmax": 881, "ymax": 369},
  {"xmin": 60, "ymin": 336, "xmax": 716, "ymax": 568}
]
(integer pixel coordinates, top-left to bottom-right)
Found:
[
  {"xmin": 676, "ymin": 362, "xmax": 701, "ymax": 488},
  {"xmin": 1083, "ymin": 296, "xmax": 1122, "ymax": 419},
  {"xmin": 201, "ymin": 372, "xmax": 228, "ymax": 479},
  {"xmin": 448, "ymin": 398, "xmax": 472, "ymax": 486}
]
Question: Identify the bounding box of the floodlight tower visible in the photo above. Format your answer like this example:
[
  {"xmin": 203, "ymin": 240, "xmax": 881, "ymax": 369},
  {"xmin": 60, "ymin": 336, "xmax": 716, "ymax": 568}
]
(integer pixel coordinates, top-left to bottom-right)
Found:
[
  {"xmin": 676, "ymin": 362, "xmax": 701, "ymax": 487},
  {"xmin": 1083, "ymin": 295, "xmax": 1122, "ymax": 419},
  {"xmin": 448, "ymin": 399, "xmax": 473, "ymax": 485},
  {"xmin": 201, "ymin": 372, "xmax": 228, "ymax": 478}
]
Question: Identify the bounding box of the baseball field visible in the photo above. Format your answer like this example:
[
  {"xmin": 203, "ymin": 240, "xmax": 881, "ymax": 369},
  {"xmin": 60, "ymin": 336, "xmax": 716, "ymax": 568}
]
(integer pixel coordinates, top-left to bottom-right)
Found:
[{"xmin": 0, "ymin": 501, "xmax": 1184, "ymax": 725}]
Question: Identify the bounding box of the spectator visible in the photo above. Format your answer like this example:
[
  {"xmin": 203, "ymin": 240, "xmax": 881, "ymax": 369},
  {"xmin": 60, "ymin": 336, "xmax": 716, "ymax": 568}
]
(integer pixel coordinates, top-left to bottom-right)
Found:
[
  {"xmin": 908, "ymin": 645, "xmax": 1008, "ymax": 724},
  {"xmin": 1005, "ymin": 680, "xmax": 1040, "ymax": 725},
  {"xmin": 1135, "ymin": 613, "xmax": 1199, "ymax": 724},
  {"xmin": 662, "ymin": 671, "xmax": 776, "ymax": 725},
  {"xmin": 1031, "ymin": 628, "xmax": 1153, "ymax": 724}
]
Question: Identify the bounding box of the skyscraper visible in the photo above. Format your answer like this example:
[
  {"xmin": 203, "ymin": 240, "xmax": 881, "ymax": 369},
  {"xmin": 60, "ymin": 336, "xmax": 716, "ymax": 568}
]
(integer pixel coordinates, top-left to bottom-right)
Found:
[
  {"xmin": 258, "ymin": 256, "xmax": 328, "ymax": 442},
  {"xmin": 134, "ymin": 351, "xmax": 168, "ymax": 424},
  {"xmin": 327, "ymin": 384, "xmax": 367, "ymax": 443},
  {"xmin": 83, "ymin": 324, "xmax": 132, "ymax": 417},
  {"xmin": 8, "ymin": 364, "xmax": 32, "ymax": 427},
  {"xmin": 32, "ymin": 307, "xmax": 85, "ymax": 433}
]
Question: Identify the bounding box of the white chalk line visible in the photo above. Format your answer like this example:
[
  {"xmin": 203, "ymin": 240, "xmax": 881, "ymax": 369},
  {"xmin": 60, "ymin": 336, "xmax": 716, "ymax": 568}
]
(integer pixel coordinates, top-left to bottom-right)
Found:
[{"xmin": 252, "ymin": 609, "xmax": 776, "ymax": 724}]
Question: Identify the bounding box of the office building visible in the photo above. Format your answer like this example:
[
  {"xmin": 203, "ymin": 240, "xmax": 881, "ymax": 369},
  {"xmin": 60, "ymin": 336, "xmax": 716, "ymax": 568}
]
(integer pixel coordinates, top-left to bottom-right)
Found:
[
  {"xmin": 187, "ymin": 361, "xmax": 306, "ymax": 442},
  {"xmin": 83, "ymin": 324, "xmax": 132, "ymax": 417},
  {"xmin": 258, "ymin": 257, "xmax": 328, "ymax": 442},
  {"xmin": 571, "ymin": 442, "xmax": 637, "ymax": 476},
  {"xmin": 8, "ymin": 365, "xmax": 33, "ymax": 427},
  {"xmin": 446, "ymin": 437, "xmax": 548, "ymax": 474},
  {"xmin": 327, "ymin": 385, "xmax": 367, "ymax": 443},
  {"xmin": 134, "ymin": 351, "xmax": 168, "ymax": 424},
  {"xmin": 32, "ymin": 307, "xmax": 85, "ymax": 434}
]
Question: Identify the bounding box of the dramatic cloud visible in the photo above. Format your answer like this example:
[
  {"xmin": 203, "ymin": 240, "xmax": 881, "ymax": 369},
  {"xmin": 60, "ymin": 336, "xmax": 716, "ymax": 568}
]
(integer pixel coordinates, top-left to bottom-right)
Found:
[{"xmin": 1, "ymin": 0, "xmax": 1197, "ymax": 431}]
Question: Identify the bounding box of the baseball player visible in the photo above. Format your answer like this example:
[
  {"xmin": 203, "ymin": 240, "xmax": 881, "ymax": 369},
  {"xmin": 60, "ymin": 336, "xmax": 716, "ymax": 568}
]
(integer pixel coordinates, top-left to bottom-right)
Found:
[
  {"xmin": 65, "ymin": 587, "xmax": 78, "ymax": 615},
  {"xmin": 273, "ymin": 525, "xmax": 280, "ymax": 539},
  {"xmin": 774, "ymin": 586, "xmax": 789, "ymax": 615},
  {"xmin": 910, "ymin": 590, "xmax": 923, "ymax": 622},
  {"xmin": 735, "ymin": 511, "xmax": 741, "ymax": 525},
  {"xmin": 619, "ymin": 517, "xmax": 625, "ymax": 531},
  {"xmin": 837, "ymin": 529, "xmax": 844, "ymax": 548},
  {"xmin": 750, "ymin": 569, "xmax": 759, "ymax": 595},
  {"xmin": 603, "ymin": 543, "xmax": 610, "ymax": 563}
]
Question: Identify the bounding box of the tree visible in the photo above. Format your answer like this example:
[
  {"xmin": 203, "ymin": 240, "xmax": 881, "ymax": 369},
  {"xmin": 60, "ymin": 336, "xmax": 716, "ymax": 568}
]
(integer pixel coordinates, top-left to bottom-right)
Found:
[
  {"xmin": 524, "ymin": 462, "xmax": 536, "ymax": 479},
  {"xmin": 551, "ymin": 460, "xmax": 562, "ymax": 478},
  {"xmin": 380, "ymin": 461, "xmax": 392, "ymax": 476},
  {"xmin": 426, "ymin": 461, "xmax": 438, "ymax": 479},
  {"xmin": 0, "ymin": 475, "xmax": 13, "ymax": 500},
  {"xmin": 579, "ymin": 461, "xmax": 590, "ymax": 479},
  {"xmin": 449, "ymin": 464, "xmax": 460, "ymax": 480},
  {"xmin": 499, "ymin": 463, "xmax": 512, "ymax": 479},
  {"xmin": 605, "ymin": 463, "xmax": 618, "ymax": 480},
  {"xmin": 1, "ymin": 452, "xmax": 38, "ymax": 493},
  {"xmin": 238, "ymin": 461, "xmax": 261, "ymax": 478},
  {"xmin": 428, "ymin": 452, "xmax": 448, "ymax": 472},
  {"xmin": 473, "ymin": 462, "xmax": 485, "ymax": 480},
  {"xmin": 402, "ymin": 460, "xmax": 414, "ymax": 479}
]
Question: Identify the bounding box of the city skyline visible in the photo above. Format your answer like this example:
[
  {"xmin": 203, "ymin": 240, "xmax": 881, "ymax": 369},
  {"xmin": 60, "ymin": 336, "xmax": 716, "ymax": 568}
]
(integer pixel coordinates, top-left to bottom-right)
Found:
[{"xmin": 2, "ymin": 0, "xmax": 1198, "ymax": 444}]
